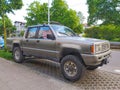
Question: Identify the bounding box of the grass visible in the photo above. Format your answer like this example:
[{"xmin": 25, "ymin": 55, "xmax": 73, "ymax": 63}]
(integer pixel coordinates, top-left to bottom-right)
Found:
[{"xmin": 0, "ymin": 50, "xmax": 13, "ymax": 60}]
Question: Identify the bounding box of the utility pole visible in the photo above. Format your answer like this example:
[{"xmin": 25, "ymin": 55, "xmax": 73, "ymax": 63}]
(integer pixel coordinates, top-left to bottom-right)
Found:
[{"xmin": 48, "ymin": 0, "xmax": 50, "ymax": 24}]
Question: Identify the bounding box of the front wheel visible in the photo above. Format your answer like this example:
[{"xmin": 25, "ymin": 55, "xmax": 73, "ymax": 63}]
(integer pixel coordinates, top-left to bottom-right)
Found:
[
  {"xmin": 13, "ymin": 47, "xmax": 24, "ymax": 63},
  {"xmin": 61, "ymin": 55, "xmax": 85, "ymax": 82}
]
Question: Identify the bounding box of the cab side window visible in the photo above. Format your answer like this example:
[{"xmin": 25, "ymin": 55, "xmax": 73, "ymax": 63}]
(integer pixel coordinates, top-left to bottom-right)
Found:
[
  {"xmin": 38, "ymin": 26, "xmax": 53, "ymax": 39},
  {"xmin": 27, "ymin": 27, "xmax": 38, "ymax": 39}
]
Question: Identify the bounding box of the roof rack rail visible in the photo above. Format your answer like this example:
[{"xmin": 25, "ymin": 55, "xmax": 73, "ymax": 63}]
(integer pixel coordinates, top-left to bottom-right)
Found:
[
  {"xmin": 50, "ymin": 21, "xmax": 62, "ymax": 25},
  {"xmin": 42, "ymin": 21, "xmax": 62, "ymax": 25}
]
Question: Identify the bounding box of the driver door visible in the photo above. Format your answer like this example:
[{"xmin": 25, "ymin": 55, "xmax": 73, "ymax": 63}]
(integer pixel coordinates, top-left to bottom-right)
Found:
[{"xmin": 35, "ymin": 26, "xmax": 57, "ymax": 60}]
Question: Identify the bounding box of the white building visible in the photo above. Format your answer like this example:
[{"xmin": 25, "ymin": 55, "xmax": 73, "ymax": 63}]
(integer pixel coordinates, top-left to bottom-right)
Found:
[{"xmin": 14, "ymin": 21, "xmax": 26, "ymax": 36}]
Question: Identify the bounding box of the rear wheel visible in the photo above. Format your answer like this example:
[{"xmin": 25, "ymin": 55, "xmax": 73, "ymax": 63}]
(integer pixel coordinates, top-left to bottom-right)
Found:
[
  {"xmin": 61, "ymin": 55, "xmax": 85, "ymax": 82},
  {"xmin": 13, "ymin": 47, "xmax": 24, "ymax": 63}
]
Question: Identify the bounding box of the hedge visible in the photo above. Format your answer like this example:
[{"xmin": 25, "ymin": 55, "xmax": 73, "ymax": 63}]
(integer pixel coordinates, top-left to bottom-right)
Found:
[{"xmin": 84, "ymin": 24, "xmax": 120, "ymax": 42}]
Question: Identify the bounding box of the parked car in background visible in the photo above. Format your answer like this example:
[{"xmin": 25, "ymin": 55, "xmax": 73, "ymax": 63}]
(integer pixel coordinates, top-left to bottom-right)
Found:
[{"xmin": 0, "ymin": 36, "xmax": 4, "ymax": 49}]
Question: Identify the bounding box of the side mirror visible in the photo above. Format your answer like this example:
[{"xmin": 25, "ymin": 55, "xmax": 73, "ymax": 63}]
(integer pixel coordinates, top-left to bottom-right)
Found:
[{"xmin": 47, "ymin": 34, "xmax": 55, "ymax": 40}]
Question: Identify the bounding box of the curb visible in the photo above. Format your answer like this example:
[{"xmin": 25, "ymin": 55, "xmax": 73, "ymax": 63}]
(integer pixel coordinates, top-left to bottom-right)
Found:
[{"xmin": 110, "ymin": 42, "xmax": 120, "ymax": 49}]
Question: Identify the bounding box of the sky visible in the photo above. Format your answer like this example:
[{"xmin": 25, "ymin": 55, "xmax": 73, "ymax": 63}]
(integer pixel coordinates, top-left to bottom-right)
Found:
[{"xmin": 7, "ymin": 0, "xmax": 88, "ymax": 23}]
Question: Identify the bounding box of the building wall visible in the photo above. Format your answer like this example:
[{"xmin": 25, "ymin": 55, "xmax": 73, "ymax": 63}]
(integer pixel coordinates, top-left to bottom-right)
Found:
[{"xmin": 14, "ymin": 21, "xmax": 27, "ymax": 36}]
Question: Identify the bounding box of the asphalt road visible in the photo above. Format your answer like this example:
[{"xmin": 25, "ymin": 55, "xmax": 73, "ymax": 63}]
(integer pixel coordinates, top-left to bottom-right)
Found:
[
  {"xmin": 100, "ymin": 49, "xmax": 120, "ymax": 74},
  {"xmin": 108, "ymin": 49, "xmax": 120, "ymax": 67}
]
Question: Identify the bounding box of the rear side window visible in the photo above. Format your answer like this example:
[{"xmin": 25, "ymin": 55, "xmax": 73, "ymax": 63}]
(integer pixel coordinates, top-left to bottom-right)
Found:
[{"xmin": 27, "ymin": 27, "xmax": 38, "ymax": 38}]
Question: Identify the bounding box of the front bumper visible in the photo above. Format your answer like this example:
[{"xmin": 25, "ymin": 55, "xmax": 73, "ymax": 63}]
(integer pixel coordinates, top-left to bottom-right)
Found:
[{"xmin": 81, "ymin": 50, "xmax": 111, "ymax": 66}]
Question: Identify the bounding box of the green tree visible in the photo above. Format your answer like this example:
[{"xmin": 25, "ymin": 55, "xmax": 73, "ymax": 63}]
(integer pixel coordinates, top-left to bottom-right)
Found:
[
  {"xmin": 20, "ymin": 30, "xmax": 25, "ymax": 37},
  {"xmin": 50, "ymin": 0, "xmax": 68, "ymax": 23},
  {"xmin": 25, "ymin": 1, "xmax": 48, "ymax": 26},
  {"xmin": 51, "ymin": 0, "xmax": 83, "ymax": 33},
  {"xmin": 87, "ymin": 0, "xmax": 120, "ymax": 25},
  {"xmin": 0, "ymin": 0, "xmax": 23, "ymax": 49},
  {"xmin": 25, "ymin": 0, "xmax": 83, "ymax": 33},
  {"xmin": 0, "ymin": 16, "xmax": 16, "ymax": 36},
  {"xmin": 85, "ymin": 24, "xmax": 120, "ymax": 41}
]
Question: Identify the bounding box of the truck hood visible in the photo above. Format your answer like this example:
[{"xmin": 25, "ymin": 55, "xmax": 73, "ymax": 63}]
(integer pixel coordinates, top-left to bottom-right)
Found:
[{"xmin": 58, "ymin": 37, "xmax": 108, "ymax": 44}]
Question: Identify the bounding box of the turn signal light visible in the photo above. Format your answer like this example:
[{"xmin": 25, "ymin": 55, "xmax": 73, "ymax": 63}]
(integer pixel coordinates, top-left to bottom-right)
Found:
[{"xmin": 91, "ymin": 45, "xmax": 94, "ymax": 54}]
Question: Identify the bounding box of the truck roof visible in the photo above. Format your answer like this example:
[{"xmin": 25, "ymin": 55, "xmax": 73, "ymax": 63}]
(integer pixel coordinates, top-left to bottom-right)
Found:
[{"xmin": 28, "ymin": 22, "xmax": 62, "ymax": 28}]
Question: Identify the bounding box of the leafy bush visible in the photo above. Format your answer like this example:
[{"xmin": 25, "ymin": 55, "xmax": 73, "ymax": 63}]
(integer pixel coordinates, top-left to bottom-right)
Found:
[
  {"xmin": 20, "ymin": 31, "xmax": 25, "ymax": 37},
  {"xmin": 84, "ymin": 24, "xmax": 120, "ymax": 41}
]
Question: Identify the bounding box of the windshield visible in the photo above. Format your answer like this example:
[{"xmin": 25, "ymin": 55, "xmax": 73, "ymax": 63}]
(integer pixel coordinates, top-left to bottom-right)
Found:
[{"xmin": 51, "ymin": 25, "xmax": 76, "ymax": 37}]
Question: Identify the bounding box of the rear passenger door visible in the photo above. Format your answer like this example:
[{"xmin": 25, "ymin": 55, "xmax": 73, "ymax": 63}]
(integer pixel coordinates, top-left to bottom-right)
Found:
[{"xmin": 22, "ymin": 27, "xmax": 38, "ymax": 56}]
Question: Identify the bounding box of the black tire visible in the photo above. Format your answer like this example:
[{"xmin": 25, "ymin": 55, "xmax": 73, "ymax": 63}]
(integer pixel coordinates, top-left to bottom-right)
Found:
[
  {"xmin": 87, "ymin": 66, "xmax": 98, "ymax": 70},
  {"xmin": 13, "ymin": 47, "xmax": 24, "ymax": 63},
  {"xmin": 61, "ymin": 55, "xmax": 85, "ymax": 82}
]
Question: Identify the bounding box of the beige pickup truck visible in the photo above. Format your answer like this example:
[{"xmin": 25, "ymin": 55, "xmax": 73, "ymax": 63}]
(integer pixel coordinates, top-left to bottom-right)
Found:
[{"xmin": 7, "ymin": 24, "xmax": 111, "ymax": 81}]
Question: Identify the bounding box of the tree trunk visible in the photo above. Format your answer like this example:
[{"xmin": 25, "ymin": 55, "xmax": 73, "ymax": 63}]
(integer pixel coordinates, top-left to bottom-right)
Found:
[{"xmin": 2, "ymin": 14, "xmax": 7, "ymax": 50}]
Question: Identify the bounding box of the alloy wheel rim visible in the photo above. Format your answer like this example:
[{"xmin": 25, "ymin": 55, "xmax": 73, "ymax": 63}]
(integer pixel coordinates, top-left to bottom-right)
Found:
[
  {"xmin": 15, "ymin": 49, "xmax": 20, "ymax": 61},
  {"xmin": 64, "ymin": 61, "xmax": 77, "ymax": 77}
]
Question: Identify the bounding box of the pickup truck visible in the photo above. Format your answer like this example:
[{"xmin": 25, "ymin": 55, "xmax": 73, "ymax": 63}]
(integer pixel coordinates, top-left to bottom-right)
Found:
[{"xmin": 7, "ymin": 24, "xmax": 111, "ymax": 81}]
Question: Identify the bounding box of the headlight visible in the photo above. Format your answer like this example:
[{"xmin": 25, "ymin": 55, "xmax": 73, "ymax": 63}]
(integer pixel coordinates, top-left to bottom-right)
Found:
[
  {"xmin": 95, "ymin": 44, "xmax": 102, "ymax": 53},
  {"xmin": 91, "ymin": 42, "xmax": 110, "ymax": 54},
  {"xmin": 90, "ymin": 44, "xmax": 102, "ymax": 54}
]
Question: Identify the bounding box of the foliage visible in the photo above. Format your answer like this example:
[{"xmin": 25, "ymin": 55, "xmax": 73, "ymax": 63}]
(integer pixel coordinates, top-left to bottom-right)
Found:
[
  {"xmin": 0, "ymin": 16, "xmax": 16, "ymax": 36},
  {"xmin": 50, "ymin": 0, "xmax": 69, "ymax": 24},
  {"xmin": 20, "ymin": 31, "xmax": 25, "ymax": 37},
  {"xmin": 0, "ymin": 50, "xmax": 12, "ymax": 60},
  {"xmin": 25, "ymin": 1, "xmax": 48, "ymax": 26},
  {"xmin": 0, "ymin": 0, "xmax": 23, "ymax": 49},
  {"xmin": 0, "ymin": 0, "xmax": 23, "ymax": 14},
  {"xmin": 51, "ymin": 0, "xmax": 83, "ymax": 33},
  {"xmin": 25, "ymin": 0, "xmax": 83, "ymax": 33},
  {"xmin": 84, "ymin": 24, "xmax": 120, "ymax": 41},
  {"xmin": 87, "ymin": 0, "xmax": 120, "ymax": 25}
]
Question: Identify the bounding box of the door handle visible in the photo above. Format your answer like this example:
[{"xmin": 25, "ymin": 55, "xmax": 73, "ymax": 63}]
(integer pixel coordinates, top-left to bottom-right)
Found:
[
  {"xmin": 36, "ymin": 40, "xmax": 40, "ymax": 43},
  {"xmin": 26, "ymin": 40, "xmax": 29, "ymax": 42}
]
